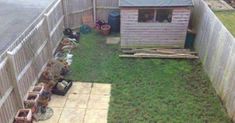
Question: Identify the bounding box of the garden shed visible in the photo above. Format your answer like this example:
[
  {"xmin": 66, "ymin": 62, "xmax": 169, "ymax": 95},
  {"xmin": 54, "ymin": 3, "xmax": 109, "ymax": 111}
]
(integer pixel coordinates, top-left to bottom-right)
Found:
[{"xmin": 119, "ymin": 0, "xmax": 193, "ymax": 48}]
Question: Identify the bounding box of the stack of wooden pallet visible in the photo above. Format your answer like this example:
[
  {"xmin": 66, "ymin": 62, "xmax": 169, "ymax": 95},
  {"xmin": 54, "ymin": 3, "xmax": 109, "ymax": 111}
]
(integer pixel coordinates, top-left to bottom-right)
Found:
[{"xmin": 120, "ymin": 48, "xmax": 199, "ymax": 59}]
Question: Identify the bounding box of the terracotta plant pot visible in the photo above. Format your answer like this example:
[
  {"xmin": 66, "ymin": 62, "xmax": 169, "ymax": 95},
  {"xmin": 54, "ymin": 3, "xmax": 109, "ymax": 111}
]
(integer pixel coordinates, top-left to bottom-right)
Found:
[
  {"xmin": 101, "ymin": 24, "xmax": 111, "ymax": 36},
  {"xmin": 15, "ymin": 109, "xmax": 32, "ymax": 123},
  {"xmin": 24, "ymin": 93, "xmax": 39, "ymax": 113}
]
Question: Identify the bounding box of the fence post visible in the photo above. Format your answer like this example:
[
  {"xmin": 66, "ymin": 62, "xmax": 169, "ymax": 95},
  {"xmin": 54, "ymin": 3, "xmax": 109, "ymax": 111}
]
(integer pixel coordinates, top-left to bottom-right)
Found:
[
  {"xmin": 62, "ymin": 0, "xmax": 69, "ymax": 28},
  {"xmin": 93, "ymin": 0, "xmax": 96, "ymax": 24},
  {"xmin": 43, "ymin": 14, "xmax": 54, "ymax": 57},
  {"xmin": 7, "ymin": 52, "xmax": 24, "ymax": 108}
]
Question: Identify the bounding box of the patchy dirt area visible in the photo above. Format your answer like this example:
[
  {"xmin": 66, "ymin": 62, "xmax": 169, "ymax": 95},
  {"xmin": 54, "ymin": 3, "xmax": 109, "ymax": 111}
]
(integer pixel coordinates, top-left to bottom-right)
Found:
[{"xmin": 204, "ymin": 0, "xmax": 234, "ymax": 10}]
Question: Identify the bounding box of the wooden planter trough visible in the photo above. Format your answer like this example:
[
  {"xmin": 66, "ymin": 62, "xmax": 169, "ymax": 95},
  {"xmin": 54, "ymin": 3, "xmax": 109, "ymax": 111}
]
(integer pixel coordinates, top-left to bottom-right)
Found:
[{"xmin": 14, "ymin": 109, "xmax": 32, "ymax": 123}]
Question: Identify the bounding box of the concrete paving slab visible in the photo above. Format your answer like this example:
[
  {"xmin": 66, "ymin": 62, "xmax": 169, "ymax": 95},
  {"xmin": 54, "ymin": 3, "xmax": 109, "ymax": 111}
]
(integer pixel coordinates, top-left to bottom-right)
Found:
[
  {"xmin": 37, "ymin": 107, "xmax": 63, "ymax": 123},
  {"xmin": 48, "ymin": 95, "xmax": 67, "ymax": 108},
  {"xmin": 91, "ymin": 83, "xmax": 111, "ymax": 95},
  {"xmin": 84, "ymin": 109, "xmax": 108, "ymax": 123},
  {"xmin": 87, "ymin": 95, "xmax": 110, "ymax": 110},
  {"xmin": 65, "ymin": 94, "xmax": 90, "ymax": 109},
  {"xmin": 68, "ymin": 82, "xmax": 92, "ymax": 94},
  {"xmin": 58, "ymin": 108, "xmax": 86, "ymax": 123}
]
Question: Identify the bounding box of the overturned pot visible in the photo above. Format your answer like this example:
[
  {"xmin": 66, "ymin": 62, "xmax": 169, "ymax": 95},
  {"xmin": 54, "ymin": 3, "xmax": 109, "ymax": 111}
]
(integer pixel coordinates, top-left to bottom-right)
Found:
[{"xmin": 101, "ymin": 24, "xmax": 111, "ymax": 36}]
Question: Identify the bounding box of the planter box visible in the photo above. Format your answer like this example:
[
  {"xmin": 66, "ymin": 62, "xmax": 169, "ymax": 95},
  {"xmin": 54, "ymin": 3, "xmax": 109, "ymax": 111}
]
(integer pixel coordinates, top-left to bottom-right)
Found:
[
  {"xmin": 24, "ymin": 93, "xmax": 39, "ymax": 113},
  {"xmin": 15, "ymin": 109, "xmax": 32, "ymax": 123},
  {"xmin": 52, "ymin": 79, "xmax": 73, "ymax": 96},
  {"xmin": 29, "ymin": 85, "xmax": 44, "ymax": 95}
]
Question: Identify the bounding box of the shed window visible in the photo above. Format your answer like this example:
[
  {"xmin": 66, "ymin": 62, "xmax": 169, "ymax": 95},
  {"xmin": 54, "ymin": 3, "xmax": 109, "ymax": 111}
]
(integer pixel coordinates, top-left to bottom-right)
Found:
[
  {"xmin": 138, "ymin": 9, "xmax": 172, "ymax": 23},
  {"xmin": 138, "ymin": 9, "xmax": 155, "ymax": 22},
  {"xmin": 156, "ymin": 9, "xmax": 172, "ymax": 23}
]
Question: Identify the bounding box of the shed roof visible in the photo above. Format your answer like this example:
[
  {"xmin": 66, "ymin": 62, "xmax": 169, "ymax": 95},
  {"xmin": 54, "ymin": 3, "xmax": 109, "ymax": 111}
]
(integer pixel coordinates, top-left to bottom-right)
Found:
[{"xmin": 119, "ymin": 0, "xmax": 193, "ymax": 7}]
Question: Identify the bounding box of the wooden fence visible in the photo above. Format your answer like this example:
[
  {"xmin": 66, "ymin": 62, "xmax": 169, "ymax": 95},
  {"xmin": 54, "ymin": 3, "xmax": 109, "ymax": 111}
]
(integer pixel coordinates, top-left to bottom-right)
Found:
[
  {"xmin": 63, "ymin": 0, "xmax": 93, "ymax": 29},
  {"xmin": 192, "ymin": 0, "xmax": 235, "ymax": 121},
  {"xmin": 63, "ymin": 0, "xmax": 119, "ymax": 29},
  {"xmin": 0, "ymin": 0, "xmax": 64, "ymax": 122},
  {"xmin": 96, "ymin": 0, "xmax": 119, "ymax": 22}
]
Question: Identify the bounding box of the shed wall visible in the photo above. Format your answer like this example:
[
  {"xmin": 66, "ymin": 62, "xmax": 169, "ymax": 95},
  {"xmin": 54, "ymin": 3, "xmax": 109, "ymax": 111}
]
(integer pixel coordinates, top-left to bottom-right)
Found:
[{"xmin": 120, "ymin": 8, "xmax": 191, "ymax": 48}]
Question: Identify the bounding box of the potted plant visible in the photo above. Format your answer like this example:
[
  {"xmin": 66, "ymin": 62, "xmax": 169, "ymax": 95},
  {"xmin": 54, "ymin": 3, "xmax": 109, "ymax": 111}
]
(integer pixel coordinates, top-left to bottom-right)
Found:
[
  {"xmin": 101, "ymin": 24, "xmax": 111, "ymax": 36},
  {"xmin": 15, "ymin": 109, "xmax": 32, "ymax": 123},
  {"xmin": 37, "ymin": 81, "xmax": 54, "ymax": 113},
  {"xmin": 96, "ymin": 20, "xmax": 106, "ymax": 32}
]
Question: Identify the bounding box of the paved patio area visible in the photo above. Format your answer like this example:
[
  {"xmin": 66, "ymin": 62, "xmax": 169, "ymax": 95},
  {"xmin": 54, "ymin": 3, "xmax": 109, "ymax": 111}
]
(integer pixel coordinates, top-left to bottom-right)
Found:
[{"xmin": 37, "ymin": 82, "xmax": 111, "ymax": 123}]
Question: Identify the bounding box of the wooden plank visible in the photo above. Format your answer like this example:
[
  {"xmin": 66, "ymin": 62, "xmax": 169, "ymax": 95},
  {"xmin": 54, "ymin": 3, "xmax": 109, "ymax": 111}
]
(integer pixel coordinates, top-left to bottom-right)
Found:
[
  {"xmin": 122, "ymin": 48, "xmax": 197, "ymax": 54},
  {"xmin": 119, "ymin": 53, "xmax": 199, "ymax": 59}
]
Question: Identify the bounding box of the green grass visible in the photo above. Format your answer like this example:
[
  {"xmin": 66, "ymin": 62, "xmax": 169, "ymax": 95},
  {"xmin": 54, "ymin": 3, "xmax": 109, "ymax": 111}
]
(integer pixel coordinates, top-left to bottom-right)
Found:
[
  {"xmin": 215, "ymin": 11, "xmax": 235, "ymax": 36},
  {"xmin": 66, "ymin": 31, "xmax": 231, "ymax": 123}
]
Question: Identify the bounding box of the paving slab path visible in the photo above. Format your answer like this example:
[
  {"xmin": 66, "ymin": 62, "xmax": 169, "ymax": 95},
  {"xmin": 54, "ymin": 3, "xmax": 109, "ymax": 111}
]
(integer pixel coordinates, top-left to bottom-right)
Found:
[{"xmin": 37, "ymin": 82, "xmax": 111, "ymax": 123}]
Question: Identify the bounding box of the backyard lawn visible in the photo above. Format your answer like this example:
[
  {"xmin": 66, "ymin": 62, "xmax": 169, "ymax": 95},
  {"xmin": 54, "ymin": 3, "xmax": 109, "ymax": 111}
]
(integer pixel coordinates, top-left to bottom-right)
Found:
[
  {"xmin": 66, "ymin": 31, "xmax": 231, "ymax": 123},
  {"xmin": 215, "ymin": 11, "xmax": 235, "ymax": 36}
]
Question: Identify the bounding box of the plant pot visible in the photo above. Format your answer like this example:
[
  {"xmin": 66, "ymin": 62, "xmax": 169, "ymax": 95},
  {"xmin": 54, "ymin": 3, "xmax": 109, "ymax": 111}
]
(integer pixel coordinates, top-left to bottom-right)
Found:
[
  {"xmin": 101, "ymin": 24, "xmax": 111, "ymax": 36},
  {"xmin": 24, "ymin": 93, "xmax": 39, "ymax": 113},
  {"xmin": 29, "ymin": 85, "xmax": 44, "ymax": 95},
  {"xmin": 15, "ymin": 109, "xmax": 32, "ymax": 123}
]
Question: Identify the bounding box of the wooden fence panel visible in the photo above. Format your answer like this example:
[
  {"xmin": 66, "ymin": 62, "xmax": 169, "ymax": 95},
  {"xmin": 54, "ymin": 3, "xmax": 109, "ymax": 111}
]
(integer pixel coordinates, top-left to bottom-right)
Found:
[
  {"xmin": 64, "ymin": 0, "xmax": 120, "ymax": 29},
  {"xmin": 68, "ymin": 10, "xmax": 93, "ymax": 29},
  {"xmin": 66, "ymin": 0, "xmax": 93, "ymax": 29},
  {"xmin": 0, "ymin": 59, "xmax": 12, "ymax": 97},
  {"xmin": 47, "ymin": 0, "xmax": 64, "ymax": 33},
  {"xmin": 192, "ymin": 0, "xmax": 235, "ymax": 120},
  {"xmin": 49, "ymin": 18, "xmax": 64, "ymax": 53},
  {"xmin": 46, "ymin": 0, "xmax": 65, "ymax": 53},
  {"xmin": 10, "ymin": 19, "xmax": 48, "ymax": 77},
  {"xmin": 0, "ymin": 58, "xmax": 19, "ymax": 123},
  {"xmin": 0, "ymin": 91, "xmax": 19, "ymax": 123},
  {"xmin": 96, "ymin": 0, "xmax": 119, "ymax": 22}
]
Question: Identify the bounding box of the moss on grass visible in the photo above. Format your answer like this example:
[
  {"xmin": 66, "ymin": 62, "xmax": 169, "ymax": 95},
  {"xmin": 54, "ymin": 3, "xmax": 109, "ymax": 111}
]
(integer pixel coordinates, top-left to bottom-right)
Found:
[{"xmin": 66, "ymin": 31, "xmax": 231, "ymax": 123}]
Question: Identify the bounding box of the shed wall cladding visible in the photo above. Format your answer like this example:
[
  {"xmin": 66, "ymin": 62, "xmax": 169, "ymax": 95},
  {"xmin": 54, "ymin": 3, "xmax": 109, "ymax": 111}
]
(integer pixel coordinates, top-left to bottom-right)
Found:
[{"xmin": 121, "ymin": 8, "xmax": 191, "ymax": 48}]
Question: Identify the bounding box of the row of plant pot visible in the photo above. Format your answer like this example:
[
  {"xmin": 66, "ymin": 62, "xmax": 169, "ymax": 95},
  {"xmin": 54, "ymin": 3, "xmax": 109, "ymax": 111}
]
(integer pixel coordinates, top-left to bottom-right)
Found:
[
  {"xmin": 14, "ymin": 30, "xmax": 76, "ymax": 123},
  {"xmin": 15, "ymin": 85, "xmax": 44, "ymax": 123}
]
